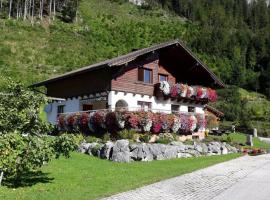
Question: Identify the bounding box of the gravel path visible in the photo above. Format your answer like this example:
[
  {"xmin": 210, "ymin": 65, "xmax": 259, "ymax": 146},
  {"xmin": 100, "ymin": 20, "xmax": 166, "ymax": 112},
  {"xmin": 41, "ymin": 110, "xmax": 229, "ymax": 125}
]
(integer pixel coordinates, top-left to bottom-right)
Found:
[{"xmin": 103, "ymin": 154, "xmax": 270, "ymax": 200}]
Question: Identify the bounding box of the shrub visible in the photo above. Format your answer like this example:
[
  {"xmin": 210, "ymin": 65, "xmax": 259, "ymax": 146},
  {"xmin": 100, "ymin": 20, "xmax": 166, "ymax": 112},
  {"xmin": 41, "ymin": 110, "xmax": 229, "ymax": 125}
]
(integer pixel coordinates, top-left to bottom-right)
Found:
[
  {"xmin": 118, "ymin": 129, "xmax": 137, "ymax": 141},
  {"xmin": 85, "ymin": 136, "xmax": 102, "ymax": 143},
  {"xmin": 139, "ymin": 134, "xmax": 151, "ymax": 143},
  {"xmin": 156, "ymin": 137, "xmax": 171, "ymax": 144}
]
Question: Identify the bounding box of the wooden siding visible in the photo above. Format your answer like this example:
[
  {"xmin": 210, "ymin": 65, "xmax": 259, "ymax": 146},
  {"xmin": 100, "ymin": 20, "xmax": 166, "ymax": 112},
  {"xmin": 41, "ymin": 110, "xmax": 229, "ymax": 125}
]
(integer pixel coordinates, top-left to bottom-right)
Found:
[
  {"xmin": 111, "ymin": 54, "xmax": 176, "ymax": 96},
  {"xmin": 46, "ymin": 68, "xmax": 111, "ymax": 98}
]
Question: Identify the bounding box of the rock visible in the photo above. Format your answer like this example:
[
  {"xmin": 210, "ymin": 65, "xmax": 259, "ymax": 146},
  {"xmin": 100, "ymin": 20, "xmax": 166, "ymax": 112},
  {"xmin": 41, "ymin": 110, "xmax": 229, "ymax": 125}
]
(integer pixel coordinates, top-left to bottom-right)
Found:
[
  {"xmin": 246, "ymin": 135, "xmax": 253, "ymax": 146},
  {"xmin": 163, "ymin": 145, "xmax": 178, "ymax": 159},
  {"xmin": 221, "ymin": 145, "xmax": 228, "ymax": 155},
  {"xmin": 87, "ymin": 143, "xmax": 102, "ymax": 157},
  {"xmin": 149, "ymin": 135, "xmax": 159, "ymax": 143},
  {"xmin": 148, "ymin": 144, "xmax": 166, "ymax": 160},
  {"xmin": 78, "ymin": 142, "xmax": 91, "ymax": 153},
  {"xmin": 177, "ymin": 152, "xmax": 193, "ymax": 158},
  {"xmin": 111, "ymin": 140, "xmax": 130, "ymax": 162},
  {"xmin": 185, "ymin": 149, "xmax": 201, "ymax": 157},
  {"xmin": 170, "ymin": 141, "xmax": 186, "ymax": 152},
  {"xmin": 208, "ymin": 142, "xmax": 221, "ymax": 154},
  {"xmin": 100, "ymin": 141, "xmax": 114, "ymax": 160}
]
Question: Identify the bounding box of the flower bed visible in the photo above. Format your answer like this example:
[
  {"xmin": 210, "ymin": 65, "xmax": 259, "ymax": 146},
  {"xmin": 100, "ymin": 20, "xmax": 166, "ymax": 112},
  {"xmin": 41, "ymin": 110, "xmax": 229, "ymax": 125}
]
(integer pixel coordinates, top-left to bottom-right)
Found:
[
  {"xmin": 57, "ymin": 111, "xmax": 206, "ymax": 134},
  {"xmin": 159, "ymin": 81, "xmax": 217, "ymax": 102}
]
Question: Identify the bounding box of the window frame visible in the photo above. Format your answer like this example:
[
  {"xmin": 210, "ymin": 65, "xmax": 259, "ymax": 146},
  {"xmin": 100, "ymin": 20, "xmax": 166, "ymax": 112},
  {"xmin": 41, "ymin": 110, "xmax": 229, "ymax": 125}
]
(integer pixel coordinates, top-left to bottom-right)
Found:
[
  {"xmin": 57, "ymin": 105, "xmax": 65, "ymax": 115},
  {"xmin": 159, "ymin": 73, "xmax": 168, "ymax": 82},
  {"xmin": 188, "ymin": 106, "xmax": 195, "ymax": 113},
  {"xmin": 171, "ymin": 104, "xmax": 180, "ymax": 114},
  {"xmin": 138, "ymin": 67, "xmax": 153, "ymax": 84},
  {"xmin": 137, "ymin": 101, "xmax": 152, "ymax": 111}
]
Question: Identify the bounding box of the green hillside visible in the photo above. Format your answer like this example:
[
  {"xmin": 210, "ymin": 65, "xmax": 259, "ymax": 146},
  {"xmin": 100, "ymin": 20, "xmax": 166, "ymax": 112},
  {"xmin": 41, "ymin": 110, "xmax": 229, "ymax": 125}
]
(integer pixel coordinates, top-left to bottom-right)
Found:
[{"xmin": 0, "ymin": 0, "xmax": 192, "ymax": 85}]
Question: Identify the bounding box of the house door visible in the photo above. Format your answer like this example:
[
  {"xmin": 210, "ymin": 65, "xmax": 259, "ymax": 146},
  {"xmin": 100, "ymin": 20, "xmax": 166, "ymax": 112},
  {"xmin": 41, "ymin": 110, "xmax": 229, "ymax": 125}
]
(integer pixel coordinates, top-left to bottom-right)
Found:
[{"xmin": 83, "ymin": 104, "xmax": 93, "ymax": 111}]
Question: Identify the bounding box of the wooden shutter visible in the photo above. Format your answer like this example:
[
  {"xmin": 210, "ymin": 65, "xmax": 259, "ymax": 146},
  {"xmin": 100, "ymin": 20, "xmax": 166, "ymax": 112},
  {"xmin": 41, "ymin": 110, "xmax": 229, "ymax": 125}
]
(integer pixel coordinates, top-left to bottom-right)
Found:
[{"xmin": 138, "ymin": 67, "xmax": 144, "ymax": 82}]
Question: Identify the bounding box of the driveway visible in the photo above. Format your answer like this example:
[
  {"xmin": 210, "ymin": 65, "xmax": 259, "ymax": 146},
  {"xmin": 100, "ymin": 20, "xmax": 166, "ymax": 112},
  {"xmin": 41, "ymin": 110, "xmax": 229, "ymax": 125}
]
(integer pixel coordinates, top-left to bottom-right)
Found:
[{"xmin": 103, "ymin": 154, "xmax": 270, "ymax": 200}]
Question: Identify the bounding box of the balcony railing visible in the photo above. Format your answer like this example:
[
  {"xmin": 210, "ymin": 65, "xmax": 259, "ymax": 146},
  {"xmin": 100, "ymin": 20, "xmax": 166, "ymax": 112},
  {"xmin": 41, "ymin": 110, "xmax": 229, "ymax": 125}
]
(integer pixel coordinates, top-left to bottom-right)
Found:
[{"xmin": 154, "ymin": 81, "xmax": 217, "ymax": 103}]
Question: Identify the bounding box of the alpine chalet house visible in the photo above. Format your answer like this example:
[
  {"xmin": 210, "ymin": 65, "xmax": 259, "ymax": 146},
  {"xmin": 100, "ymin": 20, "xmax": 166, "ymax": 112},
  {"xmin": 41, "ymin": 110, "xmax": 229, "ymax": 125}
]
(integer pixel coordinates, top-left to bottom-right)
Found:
[{"xmin": 32, "ymin": 40, "xmax": 224, "ymax": 139}]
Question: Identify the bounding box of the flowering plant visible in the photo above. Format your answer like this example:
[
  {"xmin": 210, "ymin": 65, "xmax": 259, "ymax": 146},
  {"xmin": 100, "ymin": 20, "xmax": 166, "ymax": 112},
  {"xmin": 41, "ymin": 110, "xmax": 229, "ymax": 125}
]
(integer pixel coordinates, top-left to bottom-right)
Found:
[
  {"xmin": 180, "ymin": 84, "xmax": 187, "ymax": 97},
  {"xmin": 207, "ymin": 88, "xmax": 217, "ymax": 102},
  {"xmin": 171, "ymin": 115, "xmax": 181, "ymax": 133},
  {"xmin": 197, "ymin": 114, "xmax": 206, "ymax": 130},
  {"xmin": 186, "ymin": 86, "xmax": 194, "ymax": 98},
  {"xmin": 57, "ymin": 115, "xmax": 66, "ymax": 130},
  {"xmin": 125, "ymin": 112, "xmax": 139, "ymax": 129},
  {"xmin": 80, "ymin": 113, "xmax": 89, "ymax": 127},
  {"xmin": 93, "ymin": 111, "xmax": 106, "ymax": 129},
  {"xmin": 159, "ymin": 81, "xmax": 170, "ymax": 95},
  {"xmin": 115, "ymin": 111, "xmax": 126, "ymax": 129},
  {"xmin": 138, "ymin": 111, "xmax": 153, "ymax": 132}
]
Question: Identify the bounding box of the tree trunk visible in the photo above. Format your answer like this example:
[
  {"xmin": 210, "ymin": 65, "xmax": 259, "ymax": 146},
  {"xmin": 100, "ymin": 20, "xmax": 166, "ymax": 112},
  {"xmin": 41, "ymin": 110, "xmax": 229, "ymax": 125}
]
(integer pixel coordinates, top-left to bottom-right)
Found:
[
  {"xmin": 49, "ymin": 0, "xmax": 52, "ymax": 23},
  {"xmin": 0, "ymin": 171, "xmax": 3, "ymax": 186},
  {"xmin": 24, "ymin": 0, "xmax": 28, "ymax": 20},
  {"xmin": 9, "ymin": 0, "xmax": 13, "ymax": 19},
  {"xmin": 53, "ymin": 0, "xmax": 55, "ymax": 20},
  {"xmin": 31, "ymin": 0, "xmax": 35, "ymax": 24}
]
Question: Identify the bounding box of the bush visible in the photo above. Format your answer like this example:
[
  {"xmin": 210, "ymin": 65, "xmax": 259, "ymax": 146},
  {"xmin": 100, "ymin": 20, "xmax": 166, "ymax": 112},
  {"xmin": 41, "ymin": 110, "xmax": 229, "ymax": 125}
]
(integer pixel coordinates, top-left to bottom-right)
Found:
[
  {"xmin": 118, "ymin": 129, "xmax": 137, "ymax": 141},
  {"xmin": 156, "ymin": 137, "xmax": 171, "ymax": 144},
  {"xmin": 84, "ymin": 136, "xmax": 102, "ymax": 143}
]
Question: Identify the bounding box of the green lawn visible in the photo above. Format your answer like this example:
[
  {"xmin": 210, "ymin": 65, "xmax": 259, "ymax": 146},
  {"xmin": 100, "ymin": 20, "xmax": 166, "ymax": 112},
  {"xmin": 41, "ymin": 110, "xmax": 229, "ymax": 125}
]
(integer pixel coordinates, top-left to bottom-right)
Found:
[
  {"xmin": 209, "ymin": 133, "xmax": 270, "ymax": 150},
  {"xmin": 0, "ymin": 153, "xmax": 240, "ymax": 200}
]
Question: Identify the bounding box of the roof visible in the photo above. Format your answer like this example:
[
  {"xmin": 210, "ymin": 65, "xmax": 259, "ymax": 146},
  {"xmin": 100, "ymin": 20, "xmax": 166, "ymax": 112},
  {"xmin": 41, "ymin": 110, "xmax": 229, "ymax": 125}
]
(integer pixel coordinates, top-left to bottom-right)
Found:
[
  {"xmin": 205, "ymin": 105, "xmax": 224, "ymax": 117},
  {"xmin": 31, "ymin": 39, "xmax": 225, "ymax": 88}
]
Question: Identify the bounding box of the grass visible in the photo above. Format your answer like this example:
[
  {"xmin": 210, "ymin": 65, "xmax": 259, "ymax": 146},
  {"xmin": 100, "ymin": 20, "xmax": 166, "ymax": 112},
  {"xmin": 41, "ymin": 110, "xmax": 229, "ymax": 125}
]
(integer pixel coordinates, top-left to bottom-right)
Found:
[
  {"xmin": 208, "ymin": 132, "xmax": 270, "ymax": 151},
  {"xmin": 0, "ymin": 152, "xmax": 240, "ymax": 200}
]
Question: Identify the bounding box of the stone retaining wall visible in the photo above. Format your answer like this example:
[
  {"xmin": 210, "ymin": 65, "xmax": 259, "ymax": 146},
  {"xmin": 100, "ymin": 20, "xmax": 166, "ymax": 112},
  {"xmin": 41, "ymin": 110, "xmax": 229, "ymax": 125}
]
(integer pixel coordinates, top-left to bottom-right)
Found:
[{"xmin": 78, "ymin": 140, "xmax": 239, "ymax": 163}]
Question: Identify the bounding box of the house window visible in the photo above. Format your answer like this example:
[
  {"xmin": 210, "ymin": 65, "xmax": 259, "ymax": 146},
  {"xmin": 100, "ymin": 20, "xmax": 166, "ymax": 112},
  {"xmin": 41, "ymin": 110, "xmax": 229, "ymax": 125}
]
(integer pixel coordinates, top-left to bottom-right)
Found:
[
  {"xmin": 159, "ymin": 74, "xmax": 168, "ymax": 82},
  {"xmin": 83, "ymin": 104, "xmax": 93, "ymax": 111},
  {"xmin": 188, "ymin": 106, "xmax": 195, "ymax": 113},
  {"xmin": 171, "ymin": 105, "xmax": 180, "ymax": 114},
  {"xmin": 138, "ymin": 68, "xmax": 153, "ymax": 83},
  {"xmin": 138, "ymin": 101, "xmax": 152, "ymax": 111},
  {"xmin": 57, "ymin": 105, "xmax": 65, "ymax": 114}
]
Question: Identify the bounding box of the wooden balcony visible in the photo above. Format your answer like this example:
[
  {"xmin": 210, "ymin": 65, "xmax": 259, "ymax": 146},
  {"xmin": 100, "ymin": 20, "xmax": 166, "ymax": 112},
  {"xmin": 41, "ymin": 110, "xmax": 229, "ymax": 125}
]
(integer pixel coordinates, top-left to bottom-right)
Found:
[{"xmin": 154, "ymin": 83, "xmax": 209, "ymax": 105}]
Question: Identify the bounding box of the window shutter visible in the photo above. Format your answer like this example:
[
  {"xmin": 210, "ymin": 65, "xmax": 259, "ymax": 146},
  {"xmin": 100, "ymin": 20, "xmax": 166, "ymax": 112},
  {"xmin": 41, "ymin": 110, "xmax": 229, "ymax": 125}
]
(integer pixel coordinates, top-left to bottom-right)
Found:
[{"xmin": 138, "ymin": 67, "xmax": 144, "ymax": 81}]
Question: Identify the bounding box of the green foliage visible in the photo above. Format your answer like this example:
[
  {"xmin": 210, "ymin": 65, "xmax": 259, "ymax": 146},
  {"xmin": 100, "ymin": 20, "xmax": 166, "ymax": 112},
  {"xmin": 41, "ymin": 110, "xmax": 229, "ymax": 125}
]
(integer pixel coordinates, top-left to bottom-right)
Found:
[
  {"xmin": 0, "ymin": 80, "xmax": 80, "ymax": 186},
  {"xmin": 156, "ymin": 137, "xmax": 171, "ymax": 144},
  {"xmin": 84, "ymin": 136, "xmax": 102, "ymax": 143},
  {"xmin": 117, "ymin": 129, "xmax": 137, "ymax": 141},
  {"xmin": 0, "ymin": 77, "xmax": 51, "ymax": 135},
  {"xmin": 52, "ymin": 134, "xmax": 81, "ymax": 159},
  {"xmin": 139, "ymin": 134, "xmax": 151, "ymax": 143}
]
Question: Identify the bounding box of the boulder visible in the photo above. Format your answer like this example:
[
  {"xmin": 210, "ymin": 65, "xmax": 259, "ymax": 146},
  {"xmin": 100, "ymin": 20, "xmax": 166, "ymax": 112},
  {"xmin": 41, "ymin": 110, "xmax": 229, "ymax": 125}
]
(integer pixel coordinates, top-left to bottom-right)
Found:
[
  {"xmin": 177, "ymin": 152, "xmax": 193, "ymax": 158},
  {"xmin": 148, "ymin": 144, "xmax": 166, "ymax": 160},
  {"xmin": 163, "ymin": 145, "xmax": 178, "ymax": 159},
  {"xmin": 78, "ymin": 142, "xmax": 91, "ymax": 153},
  {"xmin": 87, "ymin": 143, "xmax": 102, "ymax": 157},
  {"xmin": 170, "ymin": 141, "xmax": 186, "ymax": 152},
  {"xmin": 100, "ymin": 141, "xmax": 114, "ymax": 160},
  {"xmin": 208, "ymin": 142, "xmax": 221, "ymax": 154},
  {"xmin": 221, "ymin": 145, "xmax": 228, "ymax": 155},
  {"xmin": 111, "ymin": 140, "xmax": 130, "ymax": 162}
]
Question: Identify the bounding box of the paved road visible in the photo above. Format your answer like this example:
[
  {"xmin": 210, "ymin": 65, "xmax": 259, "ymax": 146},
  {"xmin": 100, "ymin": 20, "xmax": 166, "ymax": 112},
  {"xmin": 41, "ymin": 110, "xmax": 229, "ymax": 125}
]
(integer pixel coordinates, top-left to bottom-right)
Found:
[
  {"xmin": 259, "ymin": 137, "xmax": 270, "ymax": 144},
  {"xmin": 103, "ymin": 154, "xmax": 270, "ymax": 200}
]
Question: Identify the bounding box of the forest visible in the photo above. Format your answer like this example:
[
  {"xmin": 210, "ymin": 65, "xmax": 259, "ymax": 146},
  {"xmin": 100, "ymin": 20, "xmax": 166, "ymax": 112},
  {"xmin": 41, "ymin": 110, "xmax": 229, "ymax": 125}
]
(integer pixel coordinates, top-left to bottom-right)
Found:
[
  {"xmin": 0, "ymin": 0, "xmax": 79, "ymax": 22},
  {"xmin": 145, "ymin": 0, "xmax": 270, "ymax": 98}
]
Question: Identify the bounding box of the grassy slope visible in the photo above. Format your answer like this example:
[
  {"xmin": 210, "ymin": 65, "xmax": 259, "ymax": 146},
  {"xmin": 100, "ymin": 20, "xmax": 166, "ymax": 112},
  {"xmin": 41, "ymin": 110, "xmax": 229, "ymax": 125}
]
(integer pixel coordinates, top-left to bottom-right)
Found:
[
  {"xmin": 0, "ymin": 153, "xmax": 240, "ymax": 200},
  {"xmin": 0, "ymin": 0, "xmax": 189, "ymax": 86}
]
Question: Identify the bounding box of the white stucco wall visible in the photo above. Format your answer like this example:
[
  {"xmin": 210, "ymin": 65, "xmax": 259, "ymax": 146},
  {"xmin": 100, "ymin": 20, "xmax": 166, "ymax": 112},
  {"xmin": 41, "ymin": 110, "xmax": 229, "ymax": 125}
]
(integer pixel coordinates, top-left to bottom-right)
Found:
[
  {"xmin": 108, "ymin": 91, "xmax": 205, "ymax": 114},
  {"xmin": 45, "ymin": 91, "xmax": 205, "ymax": 124},
  {"xmin": 45, "ymin": 98, "xmax": 80, "ymax": 123}
]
